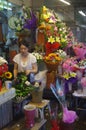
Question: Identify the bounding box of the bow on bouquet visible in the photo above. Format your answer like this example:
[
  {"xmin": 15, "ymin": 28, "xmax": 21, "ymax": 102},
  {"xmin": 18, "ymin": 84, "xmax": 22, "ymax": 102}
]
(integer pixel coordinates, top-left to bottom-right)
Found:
[{"xmin": 50, "ymin": 79, "xmax": 78, "ymax": 125}]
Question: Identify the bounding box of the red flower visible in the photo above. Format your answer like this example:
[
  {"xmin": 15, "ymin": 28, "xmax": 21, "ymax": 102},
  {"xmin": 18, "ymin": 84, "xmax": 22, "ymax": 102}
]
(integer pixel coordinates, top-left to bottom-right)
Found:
[{"xmin": 45, "ymin": 42, "xmax": 60, "ymax": 55}]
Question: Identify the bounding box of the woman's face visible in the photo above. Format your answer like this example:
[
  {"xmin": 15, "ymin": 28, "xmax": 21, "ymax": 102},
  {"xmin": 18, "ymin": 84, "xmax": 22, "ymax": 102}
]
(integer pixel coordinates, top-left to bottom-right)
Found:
[{"xmin": 20, "ymin": 44, "xmax": 28, "ymax": 56}]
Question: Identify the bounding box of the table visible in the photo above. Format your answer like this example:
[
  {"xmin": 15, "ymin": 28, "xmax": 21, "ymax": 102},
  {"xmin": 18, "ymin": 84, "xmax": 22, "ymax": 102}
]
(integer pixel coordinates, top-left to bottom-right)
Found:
[{"xmin": 73, "ymin": 91, "xmax": 86, "ymax": 111}]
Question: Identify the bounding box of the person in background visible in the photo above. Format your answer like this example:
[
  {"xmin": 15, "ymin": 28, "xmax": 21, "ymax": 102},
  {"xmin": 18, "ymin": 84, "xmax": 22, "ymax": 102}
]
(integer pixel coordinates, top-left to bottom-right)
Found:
[{"xmin": 13, "ymin": 39, "xmax": 38, "ymax": 82}]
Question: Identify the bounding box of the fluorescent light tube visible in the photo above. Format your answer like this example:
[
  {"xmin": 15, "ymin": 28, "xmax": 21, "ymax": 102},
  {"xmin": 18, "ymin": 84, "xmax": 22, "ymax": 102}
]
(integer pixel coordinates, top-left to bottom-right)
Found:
[
  {"xmin": 79, "ymin": 11, "xmax": 86, "ymax": 16},
  {"xmin": 59, "ymin": 0, "xmax": 71, "ymax": 5}
]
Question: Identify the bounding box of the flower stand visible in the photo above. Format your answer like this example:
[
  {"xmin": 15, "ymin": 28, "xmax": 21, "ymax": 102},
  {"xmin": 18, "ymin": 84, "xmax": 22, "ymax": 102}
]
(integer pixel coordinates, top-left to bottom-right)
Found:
[{"xmin": 46, "ymin": 71, "xmax": 56, "ymax": 89}]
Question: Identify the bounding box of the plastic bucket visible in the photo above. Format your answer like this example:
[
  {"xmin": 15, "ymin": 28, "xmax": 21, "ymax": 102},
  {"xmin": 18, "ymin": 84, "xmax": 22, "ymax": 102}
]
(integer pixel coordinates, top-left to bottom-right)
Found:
[{"xmin": 24, "ymin": 104, "xmax": 36, "ymax": 129}]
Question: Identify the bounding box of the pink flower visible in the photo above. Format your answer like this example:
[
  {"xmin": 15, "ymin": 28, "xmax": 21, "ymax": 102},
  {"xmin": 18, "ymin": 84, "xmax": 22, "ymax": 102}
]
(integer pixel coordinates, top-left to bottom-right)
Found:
[{"xmin": 81, "ymin": 77, "xmax": 86, "ymax": 88}]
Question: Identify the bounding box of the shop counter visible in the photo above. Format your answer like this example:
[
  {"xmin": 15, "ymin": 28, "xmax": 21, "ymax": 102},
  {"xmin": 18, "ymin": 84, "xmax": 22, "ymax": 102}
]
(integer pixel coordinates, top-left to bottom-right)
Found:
[{"xmin": 0, "ymin": 87, "xmax": 16, "ymax": 128}]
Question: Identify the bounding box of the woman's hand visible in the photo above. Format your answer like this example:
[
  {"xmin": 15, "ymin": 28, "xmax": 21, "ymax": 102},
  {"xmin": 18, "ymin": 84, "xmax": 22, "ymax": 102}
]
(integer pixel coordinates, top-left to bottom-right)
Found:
[{"xmin": 25, "ymin": 70, "xmax": 31, "ymax": 76}]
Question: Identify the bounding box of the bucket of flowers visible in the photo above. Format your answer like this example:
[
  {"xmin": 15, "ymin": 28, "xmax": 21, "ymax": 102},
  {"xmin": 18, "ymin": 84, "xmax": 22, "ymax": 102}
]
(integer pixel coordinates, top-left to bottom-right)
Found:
[
  {"xmin": 0, "ymin": 57, "xmax": 12, "ymax": 91},
  {"xmin": 44, "ymin": 53, "xmax": 61, "ymax": 72}
]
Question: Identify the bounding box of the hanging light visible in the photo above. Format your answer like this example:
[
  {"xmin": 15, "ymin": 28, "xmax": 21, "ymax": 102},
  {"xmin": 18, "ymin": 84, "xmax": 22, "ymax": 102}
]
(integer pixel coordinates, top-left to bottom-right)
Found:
[{"xmin": 59, "ymin": 0, "xmax": 71, "ymax": 5}]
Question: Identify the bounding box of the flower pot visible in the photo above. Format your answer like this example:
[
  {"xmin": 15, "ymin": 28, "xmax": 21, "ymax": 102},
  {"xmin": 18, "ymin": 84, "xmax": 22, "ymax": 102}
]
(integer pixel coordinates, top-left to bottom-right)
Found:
[{"xmin": 31, "ymin": 88, "xmax": 43, "ymax": 103}]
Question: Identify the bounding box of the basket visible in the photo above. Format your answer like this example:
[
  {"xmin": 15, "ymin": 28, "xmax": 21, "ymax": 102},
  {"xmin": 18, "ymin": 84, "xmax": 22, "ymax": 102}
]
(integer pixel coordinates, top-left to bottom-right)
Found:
[{"xmin": 45, "ymin": 62, "xmax": 59, "ymax": 72}]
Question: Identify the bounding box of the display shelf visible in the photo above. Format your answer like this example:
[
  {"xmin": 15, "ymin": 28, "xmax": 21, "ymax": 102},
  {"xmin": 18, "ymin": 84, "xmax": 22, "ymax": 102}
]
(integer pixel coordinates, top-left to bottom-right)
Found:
[{"xmin": 0, "ymin": 87, "xmax": 16, "ymax": 105}]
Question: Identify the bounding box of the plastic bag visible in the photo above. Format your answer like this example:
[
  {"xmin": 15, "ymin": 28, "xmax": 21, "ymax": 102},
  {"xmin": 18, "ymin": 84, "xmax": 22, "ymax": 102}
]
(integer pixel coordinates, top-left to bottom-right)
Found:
[{"xmin": 35, "ymin": 70, "xmax": 47, "ymax": 87}]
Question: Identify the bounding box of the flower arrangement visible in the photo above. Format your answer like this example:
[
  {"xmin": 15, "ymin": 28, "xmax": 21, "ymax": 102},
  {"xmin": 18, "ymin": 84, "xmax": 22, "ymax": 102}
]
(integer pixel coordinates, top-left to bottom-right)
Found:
[
  {"xmin": 38, "ymin": 6, "xmax": 69, "ymax": 54},
  {"xmin": 62, "ymin": 57, "xmax": 78, "ymax": 72},
  {"xmin": 12, "ymin": 72, "xmax": 40, "ymax": 100},
  {"xmin": 44, "ymin": 53, "xmax": 61, "ymax": 64},
  {"xmin": 44, "ymin": 53, "xmax": 61, "ymax": 71},
  {"xmin": 0, "ymin": 57, "xmax": 12, "ymax": 90},
  {"xmin": 14, "ymin": 6, "xmax": 37, "ymax": 33}
]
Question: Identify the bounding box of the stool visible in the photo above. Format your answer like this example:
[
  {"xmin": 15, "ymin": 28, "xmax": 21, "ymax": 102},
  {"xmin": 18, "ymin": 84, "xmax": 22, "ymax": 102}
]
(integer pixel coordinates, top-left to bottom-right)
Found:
[{"xmin": 29, "ymin": 99, "xmax": 50, "ymax": 120}]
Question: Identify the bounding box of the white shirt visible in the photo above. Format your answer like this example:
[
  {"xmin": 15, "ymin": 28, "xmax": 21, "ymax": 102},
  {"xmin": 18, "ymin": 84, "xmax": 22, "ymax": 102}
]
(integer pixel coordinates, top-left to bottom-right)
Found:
[{"xmin": 13, "ymin": 53, "xmax": 37, "ymax": 72}]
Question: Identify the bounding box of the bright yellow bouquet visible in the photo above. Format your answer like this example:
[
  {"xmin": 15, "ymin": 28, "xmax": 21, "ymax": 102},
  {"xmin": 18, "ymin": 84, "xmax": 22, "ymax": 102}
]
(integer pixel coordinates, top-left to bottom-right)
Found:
[{"xmin": 44, "ymin": 53, "xmax": 61, "ymax": 71}]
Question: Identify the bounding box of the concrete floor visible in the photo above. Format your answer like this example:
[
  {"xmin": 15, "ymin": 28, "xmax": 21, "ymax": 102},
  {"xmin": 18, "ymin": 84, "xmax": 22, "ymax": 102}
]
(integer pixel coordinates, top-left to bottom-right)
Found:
[{"xmin": 1, "ymin": 100, "xmax": 86, "ymax": 130}]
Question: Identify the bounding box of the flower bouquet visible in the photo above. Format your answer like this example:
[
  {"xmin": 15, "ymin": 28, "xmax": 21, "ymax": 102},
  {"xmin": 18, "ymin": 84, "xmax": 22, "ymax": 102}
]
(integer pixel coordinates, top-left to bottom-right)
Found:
[
  {"xmin": 50, "ymin": 79, "xmax": 78, "ymax": 129},
  {"xmin": 0, "ymin": 57, "xmax": 12, "ymax": 91},
  {"xmin": 73, "ymin": 43, "xmax": 86, "ymax": 59},
  {"xmin": 62, "ymin": 57, "xmax": 78, "ymax": 72},
  {"xmin": 44, "ymin": 53, "xmax": 61, "ymax": 71},
  {"xmin": 37, "ymin": 6, "xmax": 69, "ymax": 54}
]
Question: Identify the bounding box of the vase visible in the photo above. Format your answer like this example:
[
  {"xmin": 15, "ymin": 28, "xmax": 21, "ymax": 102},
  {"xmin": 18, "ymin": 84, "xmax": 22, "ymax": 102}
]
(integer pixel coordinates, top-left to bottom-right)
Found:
[
  {"xmin": 31, "ymin": 88, "xmax": 43, "ymax": 103},
  {"xmin": 45, "ymin": 62, "xmax": 59, "ymax": 72}
]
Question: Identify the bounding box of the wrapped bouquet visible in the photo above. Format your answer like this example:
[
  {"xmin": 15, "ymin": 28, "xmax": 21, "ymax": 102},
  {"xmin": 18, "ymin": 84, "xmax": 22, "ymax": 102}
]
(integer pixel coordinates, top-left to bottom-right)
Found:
[{"xmin": 44, "ymin": 53, "xmax": 61, "ymax": 71}]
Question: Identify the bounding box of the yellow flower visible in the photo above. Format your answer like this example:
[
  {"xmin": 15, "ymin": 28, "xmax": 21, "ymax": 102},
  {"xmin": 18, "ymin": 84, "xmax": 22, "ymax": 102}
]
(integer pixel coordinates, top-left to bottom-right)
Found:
[
  {"xmin": 55, "ymin": 37, "xmax": 60, "ymax": 43},
  {"xmin": 70, "ymin": 72, "xmax": 76, "ymax": 78},
  {"xmin": 43, "ymin": 6, "xmax": 48, "ymax": 13},
  {"xmin": 63, "ymin": 72, "xmax": 70, "ymax": 80},
  {"xmin": 4, "ymin": 71, "xmax": 12, "ymax": 79},
  {"xmin": 48, "ymin": 36, "xmax": 55, "ymax": 44},
  {"xmin": 61, "ymin": 38, "xmax": 67, "ymax": 43}
]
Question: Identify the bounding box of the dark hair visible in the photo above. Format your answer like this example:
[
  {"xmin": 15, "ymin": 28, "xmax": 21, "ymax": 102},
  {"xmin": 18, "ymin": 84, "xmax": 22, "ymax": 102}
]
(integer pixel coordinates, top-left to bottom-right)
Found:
[{"xmin": 19, "ymin": 39, "xmax": 30, "ymax": 48}]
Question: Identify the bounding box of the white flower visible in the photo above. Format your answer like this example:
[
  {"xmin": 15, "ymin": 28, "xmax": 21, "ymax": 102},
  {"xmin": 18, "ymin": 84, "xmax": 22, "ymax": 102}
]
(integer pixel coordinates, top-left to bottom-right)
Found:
[
  {"xmin": 34, "ymin": 82, "xmax": 39, "ymax": 88},
  {"xmin": 25, "ymin": 81, "xmax": 30, "ymax": 86},
  {"xmin": 0, "ymin": 57, "xmax": 8, "ymax": 65}
]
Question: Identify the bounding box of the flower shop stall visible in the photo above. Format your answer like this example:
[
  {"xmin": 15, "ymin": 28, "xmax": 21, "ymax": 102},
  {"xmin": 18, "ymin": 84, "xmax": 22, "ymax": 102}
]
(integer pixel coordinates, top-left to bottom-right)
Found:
[
  {"xmin": 0, "ymin": 57, "xmax": 16, "ymax": 129},
  {"xmin": 34, "ymin": 5, "xmax": 86, "ymax": 130}
]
